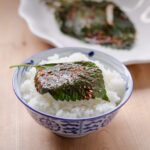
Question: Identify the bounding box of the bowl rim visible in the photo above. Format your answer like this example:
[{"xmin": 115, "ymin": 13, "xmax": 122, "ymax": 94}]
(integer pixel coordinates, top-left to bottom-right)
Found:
[{"xmin": 12, "ymin": 47, "xmax": 133, "ymax": 121}]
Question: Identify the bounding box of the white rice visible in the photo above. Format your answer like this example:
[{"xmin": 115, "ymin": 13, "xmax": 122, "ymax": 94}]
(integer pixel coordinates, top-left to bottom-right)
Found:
[{"xmin": 20, "ymin": 53, "xmax": 126, "ymax": 119}]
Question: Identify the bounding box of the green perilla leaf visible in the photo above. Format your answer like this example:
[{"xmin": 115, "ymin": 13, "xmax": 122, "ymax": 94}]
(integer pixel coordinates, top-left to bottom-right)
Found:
[
  {"xmin": 10, "ymin": 61, "xmax": 109, "ymax": 102},
  {"xmin": 34, "ymin": 61, "xmax": 109, "ymax": 101}
]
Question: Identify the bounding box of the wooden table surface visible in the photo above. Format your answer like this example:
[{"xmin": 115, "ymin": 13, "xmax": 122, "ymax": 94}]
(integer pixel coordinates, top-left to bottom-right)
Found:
[{"xmin": 1, "ymin": 0, "xmax": 150, "ymax": 150}]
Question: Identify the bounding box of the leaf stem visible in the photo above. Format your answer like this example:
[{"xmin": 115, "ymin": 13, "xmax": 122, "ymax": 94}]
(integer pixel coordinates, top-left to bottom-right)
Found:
[
  {"xmin": 10, "ymin": 63, "xmax": 58, "ymax": 69},
  {"xmin": 9, "ymin": 64, "xmax": 39, "ymax": 69}
]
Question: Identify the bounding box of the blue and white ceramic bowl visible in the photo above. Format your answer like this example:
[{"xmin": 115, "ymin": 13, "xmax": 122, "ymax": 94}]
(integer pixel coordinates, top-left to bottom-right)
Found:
[{"xmin": 12, "ymin": 47, "xmax": 133, "ymax": 138}]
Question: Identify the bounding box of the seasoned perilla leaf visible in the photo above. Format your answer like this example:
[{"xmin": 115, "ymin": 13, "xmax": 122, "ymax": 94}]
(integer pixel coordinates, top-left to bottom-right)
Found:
[
  {"xmin": 34, "ymin": 61, "xmax": 109, "ymax": 101},
  {"xmin": 54, "ymin": 1, "xmax": 136, "ymax": 49}
]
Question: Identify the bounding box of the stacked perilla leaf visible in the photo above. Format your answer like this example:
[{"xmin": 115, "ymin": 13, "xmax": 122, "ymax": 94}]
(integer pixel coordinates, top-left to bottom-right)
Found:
[
  {"xmin": 34, "ymin": 61, "xmax": 109, "ymax": 101},
  {"xmin": 10, "ymin": 61, "xmax": 109, "ymax": 101},
  {"xmin": 46, "ymin": 0, "xmax": 136, "ymax": 49}
]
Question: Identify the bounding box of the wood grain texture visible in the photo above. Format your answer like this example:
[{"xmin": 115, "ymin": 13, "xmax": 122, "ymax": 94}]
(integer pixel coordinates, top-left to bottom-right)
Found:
[{"xmin": 0, "ymin": 0, "xmax": 150, "ymax": 150}]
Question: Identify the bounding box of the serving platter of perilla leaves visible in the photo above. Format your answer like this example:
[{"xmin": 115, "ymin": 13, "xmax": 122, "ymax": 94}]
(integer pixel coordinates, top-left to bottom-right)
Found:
[{"xmin": 19, "ymin": 0, "xmax": 150, "ymax": 64}]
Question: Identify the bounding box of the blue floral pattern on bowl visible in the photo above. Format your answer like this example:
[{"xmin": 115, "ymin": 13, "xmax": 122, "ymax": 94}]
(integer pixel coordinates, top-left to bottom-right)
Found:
[
  {"xmin": 12, "ymin": 47, "xmax": 133, "ymax": 138},
  {"xmin": 28, "ymin": 108, "xmax": 117, "ymax": 137}
]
